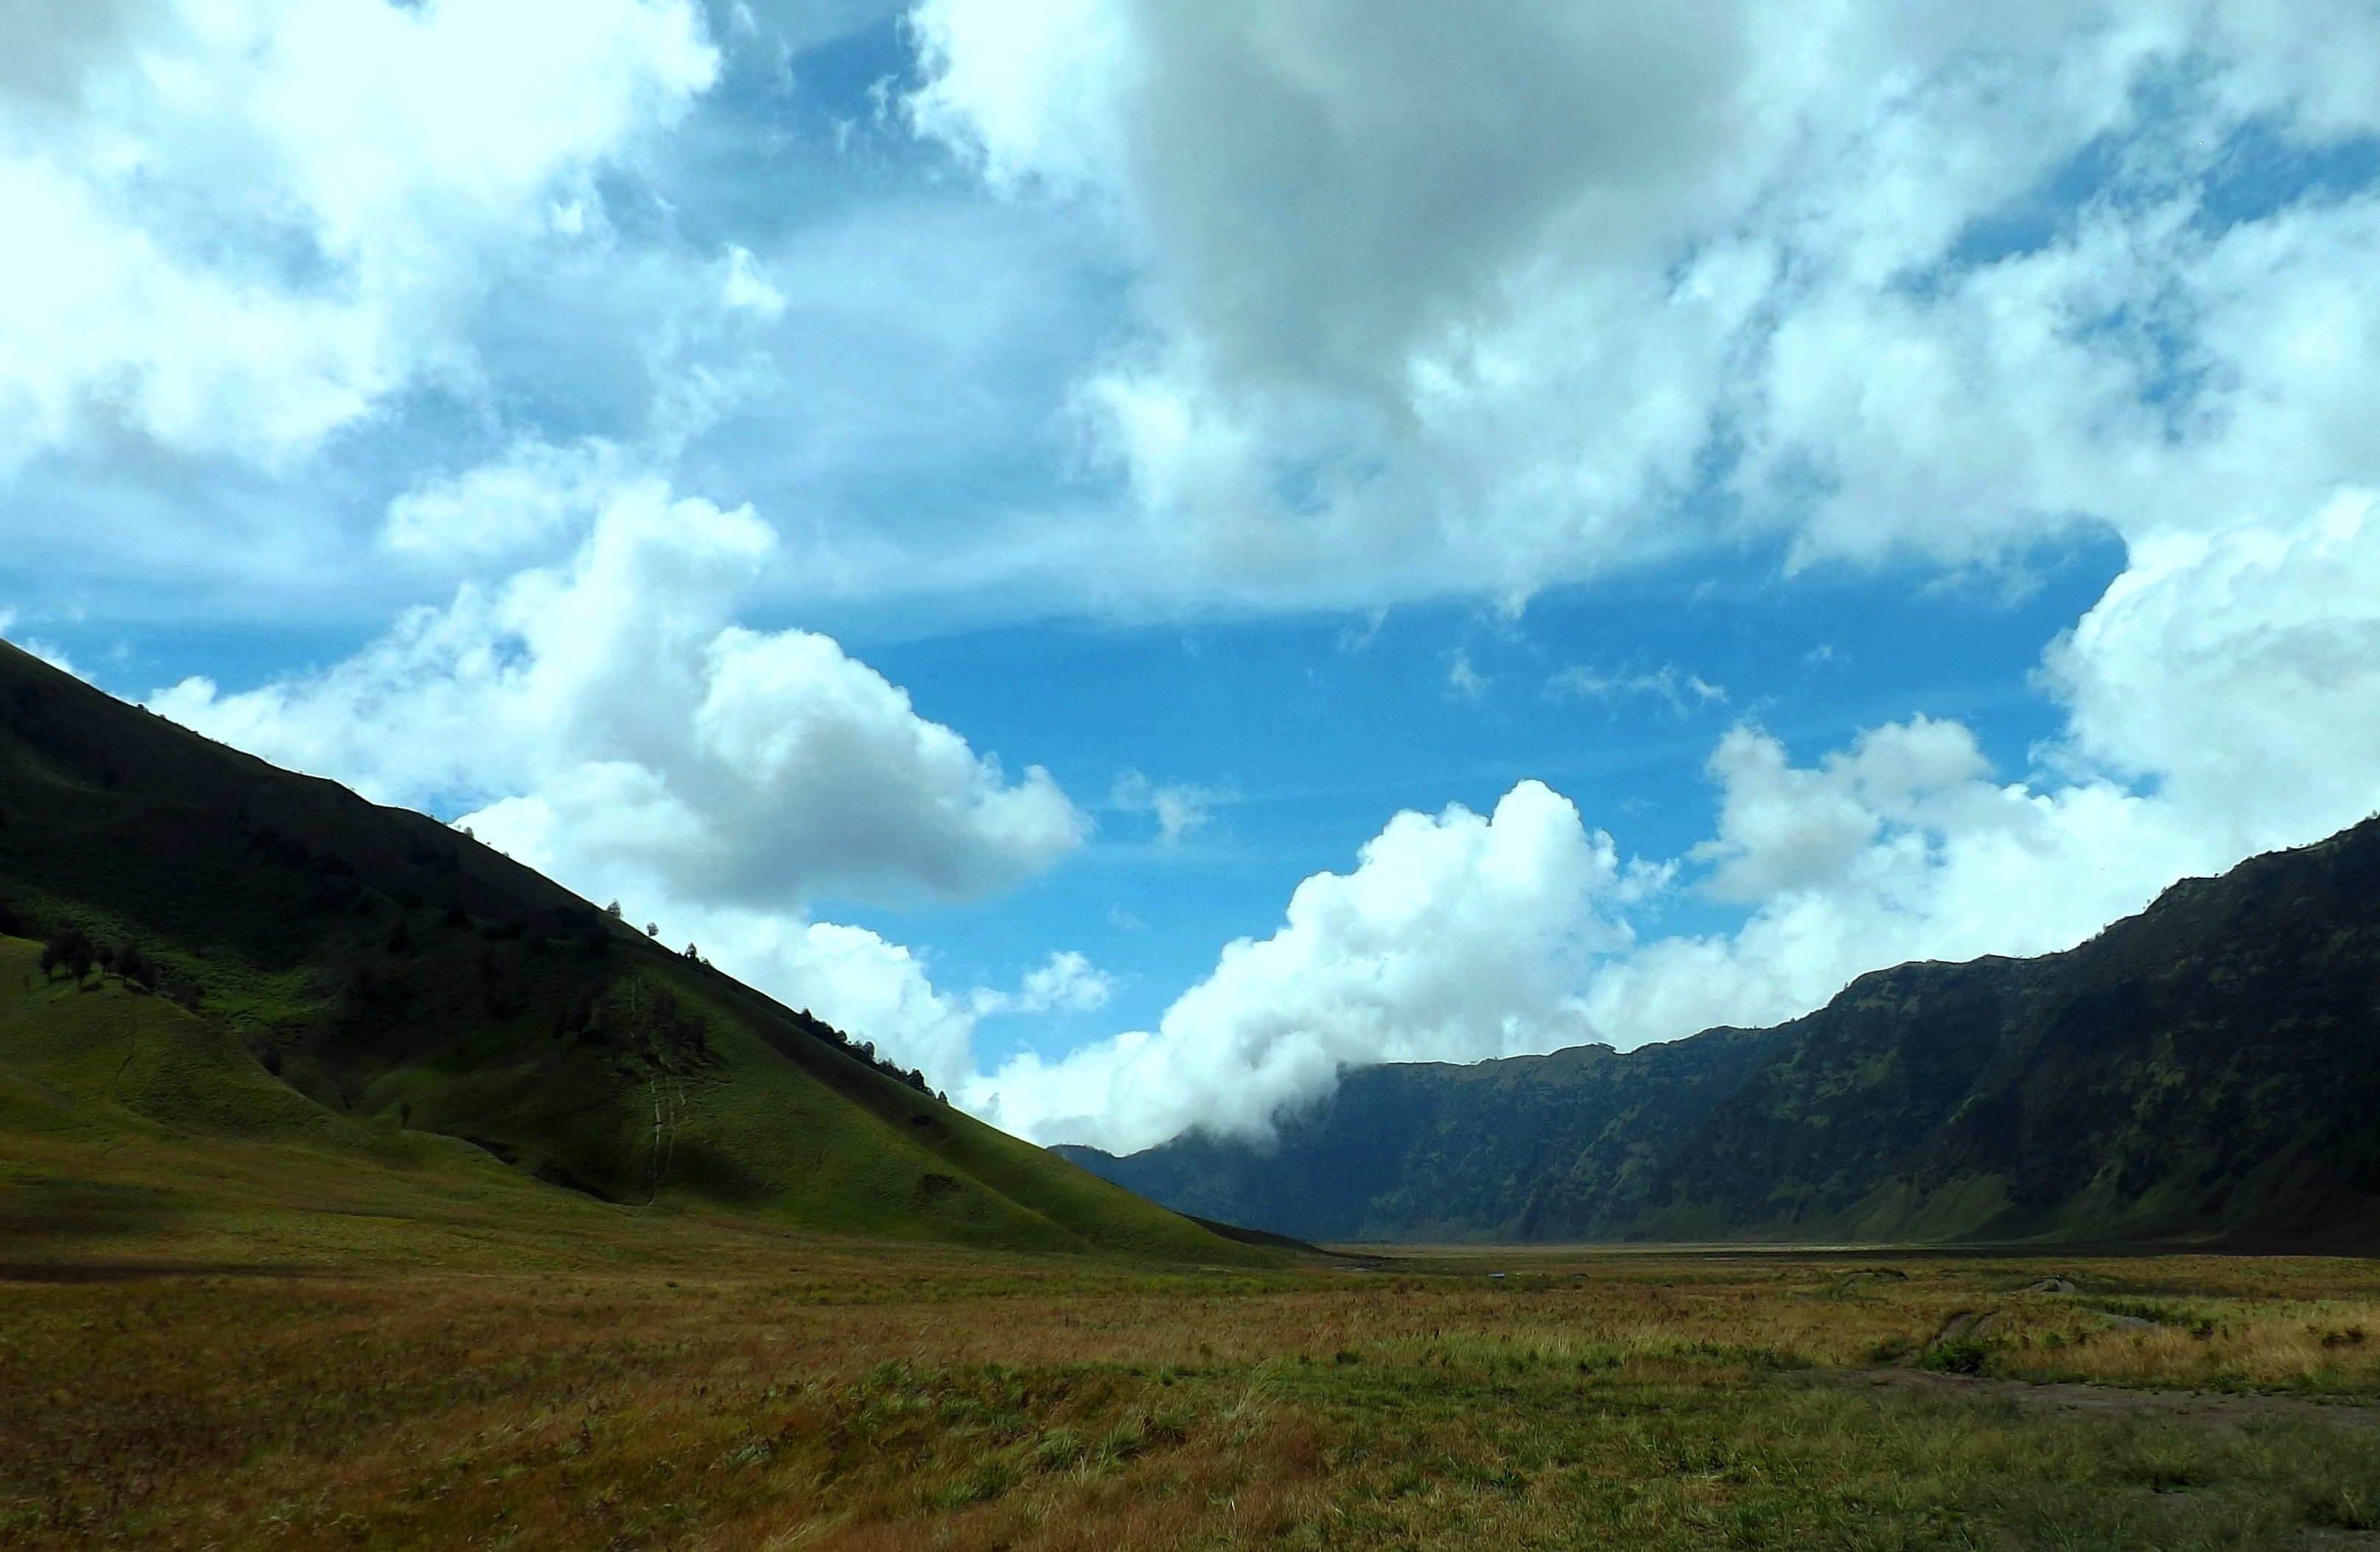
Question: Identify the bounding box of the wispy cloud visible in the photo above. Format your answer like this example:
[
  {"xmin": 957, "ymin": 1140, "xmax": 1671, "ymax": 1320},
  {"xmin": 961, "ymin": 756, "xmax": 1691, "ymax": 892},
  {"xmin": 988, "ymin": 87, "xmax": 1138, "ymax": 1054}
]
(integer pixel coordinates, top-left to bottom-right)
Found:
[
  {"xmin": 1111, "ymin": 769, "xmax": 1229, "ymax": 845},
  {"xmin": 971, "ymin": 949, "xmax": 1116, "ymax": 1016},
  {"xmin": 1547, "ymin": 663, "xmax": 1726, "ymax": 718},
  {"xmin": 1337, "ymin": 607, "xmax": 1388, "ymax": 654},
  {"xmin": 1445, "ymin": 649, "xmax": 1490, "ymax": 702}
]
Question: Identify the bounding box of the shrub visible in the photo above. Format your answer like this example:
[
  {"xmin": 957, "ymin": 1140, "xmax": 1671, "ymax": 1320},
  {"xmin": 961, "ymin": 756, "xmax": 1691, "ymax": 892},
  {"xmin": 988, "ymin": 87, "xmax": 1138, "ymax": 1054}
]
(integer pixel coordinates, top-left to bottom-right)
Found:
[{"xmin": 1919, "ymin": 1339, "xmax": 1990, "ymax": 1375}]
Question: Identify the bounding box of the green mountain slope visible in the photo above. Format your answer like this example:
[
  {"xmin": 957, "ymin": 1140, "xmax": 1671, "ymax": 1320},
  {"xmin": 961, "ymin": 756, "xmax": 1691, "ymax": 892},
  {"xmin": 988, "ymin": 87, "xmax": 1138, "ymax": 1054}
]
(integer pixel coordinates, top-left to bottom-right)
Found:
[
  {"xmin": 1067, "ymin": 819, "xmax": 2380, "ymax": 1250},
  {"xmin": 0, "ymin": 640, "xmax": 1264, "ymax": 1264}
]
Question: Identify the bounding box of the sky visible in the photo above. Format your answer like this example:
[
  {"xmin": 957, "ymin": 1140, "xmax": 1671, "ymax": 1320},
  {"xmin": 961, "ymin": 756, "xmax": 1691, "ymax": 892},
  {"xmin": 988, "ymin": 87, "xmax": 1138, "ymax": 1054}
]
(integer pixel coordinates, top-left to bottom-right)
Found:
[{"xmin": 6, "ymin": 0, "xmax": 2380, "ymax": 1154}]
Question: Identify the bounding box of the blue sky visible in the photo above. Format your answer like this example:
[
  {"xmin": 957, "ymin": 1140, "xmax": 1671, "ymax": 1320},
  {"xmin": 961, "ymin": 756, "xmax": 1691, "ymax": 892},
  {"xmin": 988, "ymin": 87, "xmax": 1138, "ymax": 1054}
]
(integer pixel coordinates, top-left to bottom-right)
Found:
[
  {"xmin": 7, "ymin": 0, "xmax": 2380, "ymax": 1151},
  {"xmin": 843, "ymin": 539, "xmax": 2127, "ymax": 1057}
]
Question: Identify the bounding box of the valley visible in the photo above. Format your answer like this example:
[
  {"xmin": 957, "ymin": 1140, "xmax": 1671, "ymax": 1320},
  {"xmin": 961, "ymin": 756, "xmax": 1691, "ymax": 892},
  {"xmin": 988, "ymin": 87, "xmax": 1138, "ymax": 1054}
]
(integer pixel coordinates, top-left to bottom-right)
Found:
[{"xmin": 7, "ymin": 639, "xmax": 2380, "ymax": 1550}]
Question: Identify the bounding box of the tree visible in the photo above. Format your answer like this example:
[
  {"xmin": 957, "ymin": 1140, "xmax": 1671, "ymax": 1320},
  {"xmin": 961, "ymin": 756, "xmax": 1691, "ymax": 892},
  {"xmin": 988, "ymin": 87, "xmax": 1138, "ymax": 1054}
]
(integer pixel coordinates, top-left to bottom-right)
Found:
[
  {"xmin": 116, "ymin": 943, "xmax": 150, "ymax": 988},
  {"xmin": 41, "ymin": 928, "xmax": 94, "ymax": 983}
]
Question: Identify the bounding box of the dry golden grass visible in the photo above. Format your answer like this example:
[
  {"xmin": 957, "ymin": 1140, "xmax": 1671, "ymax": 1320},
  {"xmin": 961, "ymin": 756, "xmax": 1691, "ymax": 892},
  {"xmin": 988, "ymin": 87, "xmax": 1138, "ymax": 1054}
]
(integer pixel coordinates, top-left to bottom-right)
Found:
[{"xmin": 7, "ymin": 1228, "xmax": 2380, "ymax": 1550}]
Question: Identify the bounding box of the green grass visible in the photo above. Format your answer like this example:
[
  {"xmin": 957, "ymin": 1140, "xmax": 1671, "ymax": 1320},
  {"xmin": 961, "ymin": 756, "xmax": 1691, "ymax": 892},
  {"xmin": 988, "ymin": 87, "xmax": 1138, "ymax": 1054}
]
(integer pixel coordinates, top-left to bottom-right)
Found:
[
  {"xmin": 0, "ymin": 936, "xmax": 372, "ymax": 1145},
  {"xmin": 0, "ymin": 931, "xmax": 1264, "ymax": 1269}
]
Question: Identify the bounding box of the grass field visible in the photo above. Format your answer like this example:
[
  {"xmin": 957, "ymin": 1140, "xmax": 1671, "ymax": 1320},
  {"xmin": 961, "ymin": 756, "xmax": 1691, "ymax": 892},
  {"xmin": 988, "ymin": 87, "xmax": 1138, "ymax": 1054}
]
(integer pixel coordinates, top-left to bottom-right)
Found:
[{"xmin": 7, "ymin": 1197, "xmax": 2380, "ymax": 1551}]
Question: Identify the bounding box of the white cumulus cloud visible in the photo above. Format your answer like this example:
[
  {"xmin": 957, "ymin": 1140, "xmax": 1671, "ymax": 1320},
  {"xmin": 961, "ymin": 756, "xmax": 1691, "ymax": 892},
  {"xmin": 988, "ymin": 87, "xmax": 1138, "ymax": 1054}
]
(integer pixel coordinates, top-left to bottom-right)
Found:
[
  {"xmin": 0, "ymin": 0, "xmax": 718, "ymax": 469},
  {"xmin": 151, "ymin": 465, "xmax": 1085, "ymax": 910},
  {"xmin": 965, "ymin": 780, "xmax": 1639, "ymax": 1147}
]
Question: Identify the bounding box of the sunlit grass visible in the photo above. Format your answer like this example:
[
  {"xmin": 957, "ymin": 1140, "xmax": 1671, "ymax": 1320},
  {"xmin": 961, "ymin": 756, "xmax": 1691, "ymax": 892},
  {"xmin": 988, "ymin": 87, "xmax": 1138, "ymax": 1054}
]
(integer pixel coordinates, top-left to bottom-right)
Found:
[{"xmin": 6, "ymin": 1235, "xmax": 2379, "ymax": 1549}]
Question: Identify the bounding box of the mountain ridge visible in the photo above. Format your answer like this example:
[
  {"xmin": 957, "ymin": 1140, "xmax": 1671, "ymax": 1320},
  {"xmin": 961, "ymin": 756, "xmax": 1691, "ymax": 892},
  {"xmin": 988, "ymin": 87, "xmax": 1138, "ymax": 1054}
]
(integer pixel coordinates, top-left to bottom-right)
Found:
[{"xmin": 1064, "ymin": 816, "xmax": 2380, "ymax": 1250}]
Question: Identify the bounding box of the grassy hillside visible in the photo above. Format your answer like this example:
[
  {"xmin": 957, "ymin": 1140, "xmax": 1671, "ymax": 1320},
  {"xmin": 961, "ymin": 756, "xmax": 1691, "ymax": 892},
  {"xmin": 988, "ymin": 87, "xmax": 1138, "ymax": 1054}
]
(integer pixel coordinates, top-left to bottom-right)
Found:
[
  {"xmin": 1071, "ymin": 819, "xmax": 2380, "ymax": 1250},
  {"xmin": 0, "ymin": 639, "xmax": 1265, "ymax": 1265}
]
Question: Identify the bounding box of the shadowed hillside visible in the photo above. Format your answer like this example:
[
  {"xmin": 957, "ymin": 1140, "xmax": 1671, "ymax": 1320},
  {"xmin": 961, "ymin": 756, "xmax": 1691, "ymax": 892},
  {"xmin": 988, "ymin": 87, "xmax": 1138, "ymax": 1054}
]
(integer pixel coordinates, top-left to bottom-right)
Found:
[
  {"xmin": 0, "ymin": 639, "xmax": 1264, "ymax": 1264},
  {"xmin": 1066, "ymin": 818, "xmax": 2380, "ymax": 1250},
  {"xmin": 1057, "ymin": 1026, "xmax": 1793, "ymax": 1242}
]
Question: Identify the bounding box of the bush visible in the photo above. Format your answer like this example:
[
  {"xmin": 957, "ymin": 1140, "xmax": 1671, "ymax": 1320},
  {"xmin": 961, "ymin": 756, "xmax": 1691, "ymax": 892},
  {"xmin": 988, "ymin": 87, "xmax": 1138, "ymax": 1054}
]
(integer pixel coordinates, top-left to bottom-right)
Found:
[{"xmin": 1919, "ymin": 1340, "xmax": 1990, "ymax": 1375}]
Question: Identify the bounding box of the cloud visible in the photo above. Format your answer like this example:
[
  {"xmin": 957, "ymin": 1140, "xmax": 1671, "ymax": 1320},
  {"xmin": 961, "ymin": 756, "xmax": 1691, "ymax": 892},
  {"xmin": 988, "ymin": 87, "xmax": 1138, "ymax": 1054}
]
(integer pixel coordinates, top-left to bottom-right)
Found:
[
  {"xmin": 964, "ymin": 780, "xmax": 1637, "ymax": 1147},
  {"xmin": 1443, "ymin": 650, "xmax": 1489, "ymax": 702},
  {"xmin": 984, "ymin": 480, "xmax": 2373, "ymax": 1151},
  {"xmin": 972, "ymin": 949, "xmax": 1117, "ymax": 1017},
  {"xmin": 0, "ymin": 0, "xmax": 718, "ymax": 472},
  {"xmin": 909, "ymin": 0, "xmax": 2380, "ymax": 605},
  {"xmin": 152, "ymin": 464, "xmax": 1086, "ymax": 910},
  {"xmin": 381, "ymin": 438, "xmax": 626, "ymax": 561},
  {"xmin": 1110, "ymin": 769, "xmax": 1223, "ymax": 845},
  {"xmin": 718, "ymin": 244, "xmax": 788, "ymax": 320},
  {"xmin": 1547, "ymin": 663, "xmax": 1726, "ymax": 717},
  {"xmin": 2049, "ymin": 491, "xmax": 2380, "ymax": 840}
]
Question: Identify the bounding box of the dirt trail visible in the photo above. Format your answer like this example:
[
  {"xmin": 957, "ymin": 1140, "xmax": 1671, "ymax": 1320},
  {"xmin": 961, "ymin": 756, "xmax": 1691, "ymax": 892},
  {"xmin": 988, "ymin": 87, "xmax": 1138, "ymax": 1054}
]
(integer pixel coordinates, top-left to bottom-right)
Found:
[{"xmin": 1842, "ymin": 1366, "xmax": 2380, "ymax": 1430}]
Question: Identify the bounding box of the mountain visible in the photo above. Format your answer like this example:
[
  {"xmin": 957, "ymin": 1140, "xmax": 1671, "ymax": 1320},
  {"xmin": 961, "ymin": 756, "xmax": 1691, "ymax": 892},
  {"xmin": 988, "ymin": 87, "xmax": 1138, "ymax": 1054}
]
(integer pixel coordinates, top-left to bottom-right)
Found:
[
  {"xmin": 0, "ymin": 639, "xmax": 1264, "ymax": 1263},
  {"xmin": 1064, "ymin": 818, "xmax": 2380, "ymax": 1249},
  {"xmin": 1057, "ymin": 1025, "xmax": 1793, "ymax": 1242}
]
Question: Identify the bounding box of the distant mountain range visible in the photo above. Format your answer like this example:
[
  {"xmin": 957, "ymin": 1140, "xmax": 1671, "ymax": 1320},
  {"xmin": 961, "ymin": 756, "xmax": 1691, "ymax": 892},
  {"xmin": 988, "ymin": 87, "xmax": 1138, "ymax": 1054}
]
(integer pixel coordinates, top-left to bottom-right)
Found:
[
  {"xmin": 0, "ymin": 639, "xmax": 1261, "ymax": 1262},
  {"xmin": 1063, "ymin": 817, "xmax": 2380, "ymax": 1250}
]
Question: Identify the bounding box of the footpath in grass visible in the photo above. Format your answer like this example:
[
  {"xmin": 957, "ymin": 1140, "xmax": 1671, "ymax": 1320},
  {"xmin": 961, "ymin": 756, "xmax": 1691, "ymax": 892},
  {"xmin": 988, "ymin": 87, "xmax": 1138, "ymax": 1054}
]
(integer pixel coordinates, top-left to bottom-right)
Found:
[{"xmin": 4, "ymin": 1239, "xmax": 2380, "ymax": 1550}]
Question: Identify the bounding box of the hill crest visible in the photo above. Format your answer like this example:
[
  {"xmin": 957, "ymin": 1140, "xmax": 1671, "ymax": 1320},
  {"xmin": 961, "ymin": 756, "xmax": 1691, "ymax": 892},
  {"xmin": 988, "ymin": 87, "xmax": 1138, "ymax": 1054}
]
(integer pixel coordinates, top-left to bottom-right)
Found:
[{"xmin": 0, "ymin": 638, "xmax": 1266, "ymax": 1264}]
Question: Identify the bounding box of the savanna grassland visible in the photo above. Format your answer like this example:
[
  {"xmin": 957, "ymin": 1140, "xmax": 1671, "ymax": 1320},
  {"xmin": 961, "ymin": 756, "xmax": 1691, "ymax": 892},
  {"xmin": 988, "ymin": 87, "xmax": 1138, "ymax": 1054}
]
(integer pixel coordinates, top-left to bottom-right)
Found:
[{"xmin": 7, "ymin": 1204, "xmax": 2380, "ymax": 1552}]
